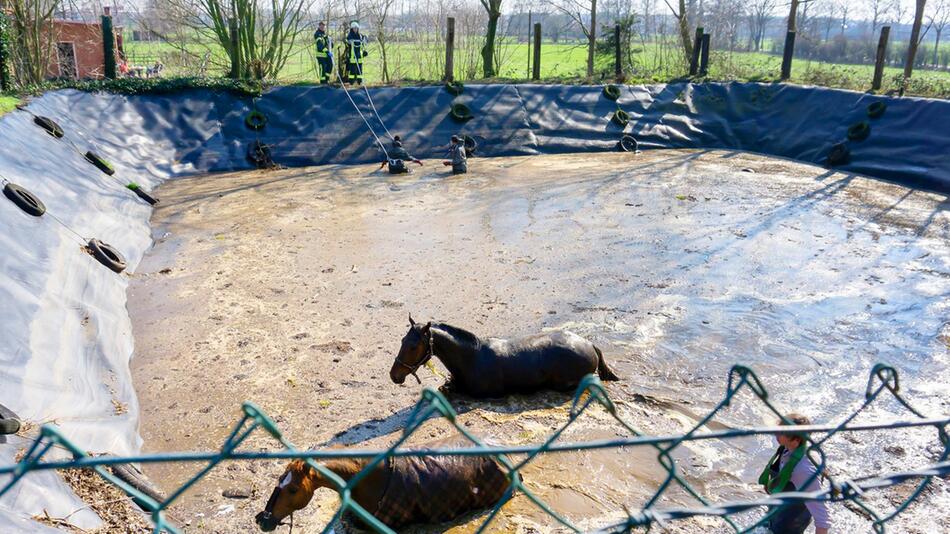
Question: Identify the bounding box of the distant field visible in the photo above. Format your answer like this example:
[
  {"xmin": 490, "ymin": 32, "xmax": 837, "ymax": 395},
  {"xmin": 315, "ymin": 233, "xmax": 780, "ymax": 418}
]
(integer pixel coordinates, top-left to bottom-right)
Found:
[{"xmin": 121, "ymin": 33, "xmax": 950, "ymax": 98}]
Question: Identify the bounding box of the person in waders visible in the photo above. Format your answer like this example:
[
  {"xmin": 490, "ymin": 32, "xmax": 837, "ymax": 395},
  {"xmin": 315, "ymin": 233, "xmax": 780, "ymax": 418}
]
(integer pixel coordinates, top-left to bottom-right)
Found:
[
  {"xmin": 314, "ymin": 21, "xmax": 333, "ymax": 84},
  {"xmin": 759, "ymin": 413, "xmax": 830, "ymax": 534},
  {"xmin": 442, "ymin": 135, "xmax": 467, "ymax": 175},
  {"xmin": 379, "ymin": 136, "xmax": 423, "ymax": 174},
  {"xmin": 345, "ymin": 21, "xmax": 368, "ymax": 86}
]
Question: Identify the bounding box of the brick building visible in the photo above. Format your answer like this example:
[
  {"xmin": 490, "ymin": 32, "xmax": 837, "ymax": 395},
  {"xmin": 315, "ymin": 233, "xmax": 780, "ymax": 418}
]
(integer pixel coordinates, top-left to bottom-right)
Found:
[{"xmin": 46, "ymin": 8, "xmax": 124, "ymax": 80}]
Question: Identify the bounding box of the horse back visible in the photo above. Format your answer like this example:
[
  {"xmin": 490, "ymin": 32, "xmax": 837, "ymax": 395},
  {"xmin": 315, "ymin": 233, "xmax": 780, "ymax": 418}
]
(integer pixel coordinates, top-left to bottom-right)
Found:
[{"xmin": 487, "ymin": 330, "xmax": 599, "ymax": 392}]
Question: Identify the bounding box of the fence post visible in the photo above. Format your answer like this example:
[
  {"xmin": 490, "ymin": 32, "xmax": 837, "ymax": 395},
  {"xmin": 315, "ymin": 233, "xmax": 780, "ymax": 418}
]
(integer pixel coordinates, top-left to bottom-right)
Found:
[
  {"xmin": 780, "ymin": 30, "xmax": 796, "ymax": 80},
  {"xmin": 614, "ymin": 24, "xmax": 622, "ymax": 80},
  {"xmin": 101, "ymin": 8, "xmax": 116, "ymax": 79},
  {"xmin": 532, "ymin": 23, "xmax": 541, "ymax": 81},
  {"xmin": 689, "ymin": 27, "xmax": 703, "ymax": 76},
  {"xmin": 229, "ymin": 17, "xmax": 240, "ymax": 79},
  {"xmin": 526, "ymin": 11, "xmax": 532, "ymax": 79},
  {"xmin": 699, "ymin": 33, "xmax": 711, "ymax": 76},
  {"xmin": 445, "ymin": 17, "xmax": 455, "ymax": 82},
  {"xmin": 871, "ymin": 26, "xmax": 890, "ymax": 91}
]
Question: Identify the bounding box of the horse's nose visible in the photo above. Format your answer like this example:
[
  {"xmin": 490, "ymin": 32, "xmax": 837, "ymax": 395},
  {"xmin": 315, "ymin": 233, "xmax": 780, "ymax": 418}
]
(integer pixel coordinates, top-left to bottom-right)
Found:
[
  {"xmin": 255, "ymin": 511, "xmax": 279, "ymax": 531},
  {"xmin": 390, "ymin": 369, "xmax": 405, "ymax": 384}
]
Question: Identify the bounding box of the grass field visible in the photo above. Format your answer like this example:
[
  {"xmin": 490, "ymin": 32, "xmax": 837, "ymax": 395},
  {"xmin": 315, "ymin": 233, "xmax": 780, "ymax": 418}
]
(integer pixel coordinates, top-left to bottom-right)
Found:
[
  {"xmin": 121, "ymin": 34, "xmax": 950, "ymax": 98},
  {"xmin": 0, "ymin": 95, "xmax": 21, "ymax": 116}
]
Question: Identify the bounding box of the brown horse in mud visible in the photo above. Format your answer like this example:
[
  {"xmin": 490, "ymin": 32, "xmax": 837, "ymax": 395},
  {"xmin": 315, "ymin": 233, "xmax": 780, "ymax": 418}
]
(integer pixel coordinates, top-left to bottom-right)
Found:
[
  {"xmin": 390, "ymin": 315, "xmax": 620, "ymax": 398},
  {"xmin": 254, "ymin": 442, "xmax": 512, "ymax": 531}
]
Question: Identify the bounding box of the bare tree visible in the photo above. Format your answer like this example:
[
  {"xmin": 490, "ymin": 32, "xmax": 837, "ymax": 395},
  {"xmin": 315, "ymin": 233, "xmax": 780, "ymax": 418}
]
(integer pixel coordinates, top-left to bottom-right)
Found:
[
  {"xmin": 928, "ymin": 0, "xmax": 950, "ymax": 66},
  {"xmin": 746, "ymin": 0, "xmax": 776, "ymax": 51},
  {"xmin": 8, "ymin": 0, "xmax": 61, "ymax": 86},
  {"xmin": 664, "ymin": 0, "xmax": 693, "ymax": 63},
  {"xmin": 869, "ymin": 0, "xmax": 893, "ymax": 42},
  {"xmin": 367, "ymin": 0, "xmax": 397, "ymax": 82},
  {"xmin": 480, "ymin": 0, "xmax": 502, "ymax": 77},
  {"xmin": 904, "ymin": 0, "xmax": 928, "ymax": 82},
  {"xmin": 161, "ymin": 0, "xmax": 313, "ymax": 79},
  {"xmin": 543, "ymin": 0, "xmax": 597, "ymax": 77}
]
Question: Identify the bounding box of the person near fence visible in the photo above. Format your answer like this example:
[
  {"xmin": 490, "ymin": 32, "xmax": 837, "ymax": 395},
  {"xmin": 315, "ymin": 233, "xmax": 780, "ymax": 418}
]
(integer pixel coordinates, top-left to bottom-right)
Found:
[
  {"xmin": 314, "ymin": 21, "xmax": 333, "ymax": 84},
  {"xmin": 759, "ymin": 413, "xmax": 830, "ymax": 534},
  {"xmin": 442, "ymin": 135, "xmax": 467, "ymax": 175},
  {"xmin": 379, "ymin": 135, "xmax": 423, "ymax": 174},
  {"xmin": 345, "ymin": 21, "xmax": 368, "ymax": 86}
]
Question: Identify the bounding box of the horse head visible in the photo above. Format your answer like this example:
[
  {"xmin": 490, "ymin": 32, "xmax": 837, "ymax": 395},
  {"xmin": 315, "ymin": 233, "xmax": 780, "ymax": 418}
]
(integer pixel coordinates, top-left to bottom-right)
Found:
[
  {"xmin": 390, "ymin": 313, "xmax": 431, "ymax": 385},
  {"xmin": 255, "ymin": 460, "xmax": 317, "ymax": 531}
]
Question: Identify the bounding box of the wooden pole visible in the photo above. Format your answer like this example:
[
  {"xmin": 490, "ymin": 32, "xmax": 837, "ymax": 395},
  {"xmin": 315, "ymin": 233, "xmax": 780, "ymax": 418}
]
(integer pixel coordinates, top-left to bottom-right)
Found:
[
  {"xmin": 689, "ymin": 27, "xmax": 703, "ymax": 76},
  {"xmin": 872, "ymin": 26, "xmax": 890, "ymax": 91},
  {"xmin": 699, "ymin": 33, "xmax": 711, "ymax": 75},
  {"xmin": 532, "ymin": 22, "xmax": 541, "ymax": 81},
  {"xmin": 445, "ymin": 17, "xmax": 455, "ymax": 82},
  {"xmin": 101, "ymin": 9, "xmax": 116, "ymax": 79},
  {"xmin": 228, "ymin": 17, "xmax": 240, "ymax": 79},
  {"xmin": 614, "ymin": 24, "xmax": 622, "ymax": 80},
  {"xmin": 903, "ymin": 0, "xmax": 927, "ymax": 93},
  {"xmin": 780, "ymin": 30, "xmax": 796, "ymax": 80},
  {"xmin": 527, "ymin": 11, "xmax": 532, "ymax": 79}
]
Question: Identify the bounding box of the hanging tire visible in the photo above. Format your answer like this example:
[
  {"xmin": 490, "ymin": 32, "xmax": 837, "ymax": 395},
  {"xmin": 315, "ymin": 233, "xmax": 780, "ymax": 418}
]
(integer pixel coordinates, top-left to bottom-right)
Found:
[
  {"xmin": 111, "ymin": 464, "xmax": 167, "ymax": 506},
  {"xmin": 450, "ymin": 103, "xmax": 473, "ymax": 122},
  {"xmin": 34, "ymin": 116, "xmax": 64, "ymax": 138},
  {"xmin": 85, "ymin": 151, "xmax": 116, "ymax": 176},
  {"xmin": 867, "ymin": 101, "xmax": 887, "ymax": 119},
  {"xmin": 847, "ymin": 121, "xmax": 871, "ymax": 142},
  {"xmin": 463, "ymin": 135, "xmax": 477, "ymax": 157},
  {"xmin": 3, "ymin": 183, "xmax": 46, "ymax": 217},
  {"xmin": 445, "ymin": 81, "xmax": 464, "ymax": 96},
  {"xmin": 827, "ymin": 142, "xmax": 850, "ymax": 166},
  {"xmin": 612, "ymin": 109, "xmax": 630, "ymax": 127},
  {"xmin": 127, "ymin": 184, "xmax": 159, "ymax": 205},
  {"xmin": 618, "ymin": 134, "xmax": 638, "ymax": 152},
  {"xmin": 87, "ymin": 238, "xmax": 127, "ymax": 273},
  {"xmin": 245, "ymin": 110, "xmax": 267, "ymax": 131},
  {"xmin": 603, "ymin": 84, "xmax": 621, "ymax": 101},
  {"xmin": 0, "ymin": 404, "xmax": 20, "ymax": 436}
]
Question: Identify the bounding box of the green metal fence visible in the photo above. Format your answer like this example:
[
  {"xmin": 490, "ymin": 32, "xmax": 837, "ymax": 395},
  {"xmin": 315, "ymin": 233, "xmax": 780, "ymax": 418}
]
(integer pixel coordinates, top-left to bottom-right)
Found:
[{"xmin": 2, "ymin": 363, "xmax": 948, "ymax": 533}]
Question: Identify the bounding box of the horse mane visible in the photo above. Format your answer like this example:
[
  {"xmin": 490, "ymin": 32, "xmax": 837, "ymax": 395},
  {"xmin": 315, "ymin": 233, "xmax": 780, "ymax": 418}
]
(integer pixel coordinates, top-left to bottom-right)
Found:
[{"xmin": 432, "ymin": 322, "xmax": 482, "ymax": 348}]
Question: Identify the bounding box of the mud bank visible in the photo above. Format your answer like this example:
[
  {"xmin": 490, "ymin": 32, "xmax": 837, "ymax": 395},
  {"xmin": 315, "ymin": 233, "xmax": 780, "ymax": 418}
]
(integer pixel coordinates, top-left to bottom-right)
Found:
[{"xmin": 130, "ymin": 151, "xmax": 949, "ymax": 532}]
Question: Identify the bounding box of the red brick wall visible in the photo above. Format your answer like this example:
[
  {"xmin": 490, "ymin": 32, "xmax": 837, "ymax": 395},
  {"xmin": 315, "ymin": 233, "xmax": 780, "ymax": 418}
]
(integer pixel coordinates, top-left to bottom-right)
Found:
[{"xmin": 46, "ymin": 20, "xmax": 118, "ymax": 80}]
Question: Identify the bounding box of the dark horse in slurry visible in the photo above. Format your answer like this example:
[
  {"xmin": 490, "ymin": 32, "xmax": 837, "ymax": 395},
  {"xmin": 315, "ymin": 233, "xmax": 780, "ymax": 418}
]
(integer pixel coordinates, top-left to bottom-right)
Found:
[
  {"xmin": 255, "ymin": 439, "xmax": 512, "ymax": 531},
  {"xmin": 389, "ymin": 315, "xmax": 619, "ymax": 398}
]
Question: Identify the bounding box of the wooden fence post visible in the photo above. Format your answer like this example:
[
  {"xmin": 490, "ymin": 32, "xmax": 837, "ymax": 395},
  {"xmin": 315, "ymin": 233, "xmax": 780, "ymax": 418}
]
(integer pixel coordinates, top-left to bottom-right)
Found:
[
  {"xmin": 102, "ymin": 8, "xmax": 116, "ymax": 79},
  {"xmin": 872, "ymin": 26, "xmax": 890, "ymax": 91},
  {"xmin": 229, "ymin": 17, "xmax": 240, "ymax": 79},
  {"xmin": 614, "ymin": 24, "xmax": 622, "ymax": 80},
  {"xmin": 445, "ymin": 17, "xmax": 455, "ymax": 82},
  {"xmin": 532, "ymin": 23, "xmax": 541, "ymax": 81},
  {"xmin": 526, "ymin": 11, "xmax": 532, "ymax": 79},
  {"xmin": 689, "ymin": 27, "xmax": 703, "ymax": 76},
  {"xmin": 780, "ymin": 30, "xmax": 796, "ymax": 80},
  {"xmin": 699, "ymin": 33, "xmax": 711, "ymax": 75}
]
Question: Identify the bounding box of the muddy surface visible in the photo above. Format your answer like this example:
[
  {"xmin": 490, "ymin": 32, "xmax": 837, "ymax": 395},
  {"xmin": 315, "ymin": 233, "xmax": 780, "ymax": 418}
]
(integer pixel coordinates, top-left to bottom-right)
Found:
[{"xmin": 128, "ymin": 150, "xmax": 950, "ymax": 533}]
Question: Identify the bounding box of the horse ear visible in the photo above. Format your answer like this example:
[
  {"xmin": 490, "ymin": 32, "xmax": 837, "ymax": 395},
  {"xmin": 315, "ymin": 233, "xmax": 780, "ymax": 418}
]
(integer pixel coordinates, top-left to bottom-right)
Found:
[
  {"xmin": 422, "ymin": 321, "xmax": 431, "ymax": 333},
  {"xmin": 409, "ymin": 313, "xmax": 415, "ymax": 326}
]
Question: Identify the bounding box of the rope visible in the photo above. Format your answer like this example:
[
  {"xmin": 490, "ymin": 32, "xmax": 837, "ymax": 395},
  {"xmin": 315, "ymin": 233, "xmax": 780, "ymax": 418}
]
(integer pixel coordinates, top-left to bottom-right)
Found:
[
  {"xmin": 334, "ymin": 56, "xmax": 390, "ymax": 160},
  {"xmin": 0, "ymin": 364, "xmax": 946, "ymax": 534},
  {"xmin": 0, "ymin": 171, "xmax": 87, "ymax": 246},
  {"xmin": 353, "ymin": 59, "xmax": 394, "ymax": 141}
]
